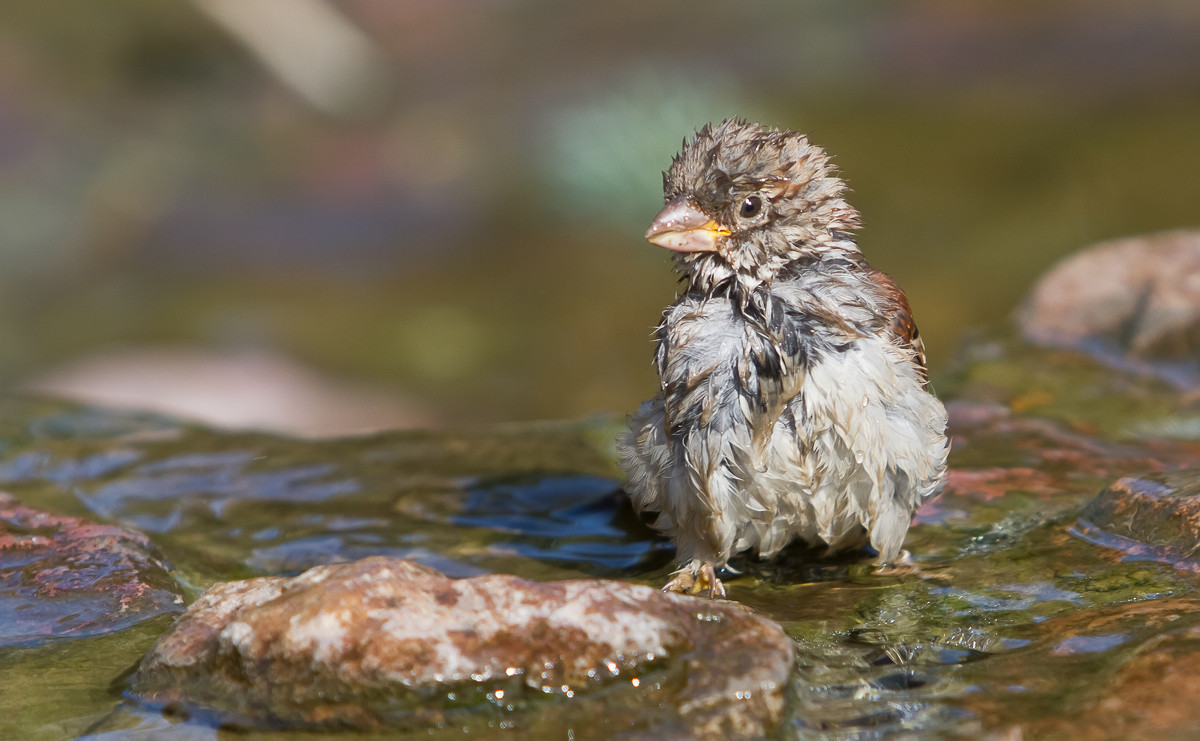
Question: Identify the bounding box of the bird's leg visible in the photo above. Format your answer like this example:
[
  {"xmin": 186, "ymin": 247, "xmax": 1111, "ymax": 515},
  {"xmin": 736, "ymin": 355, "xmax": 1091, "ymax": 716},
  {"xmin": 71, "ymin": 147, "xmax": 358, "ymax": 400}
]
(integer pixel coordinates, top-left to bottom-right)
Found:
[
  {"xmin": 873, "ymin": 548, "xmax": 914, "ymax": 575},
  {"xmin": 874, "ymin": 549, "xmax": 950, "ymax": 581},
  {"xmin": 698, "ymin": 562, "xmax": 727, "ymax": 599},
  {"xmin": 662, "ymin": 561, "xmax": 726, "ymax": 599}
]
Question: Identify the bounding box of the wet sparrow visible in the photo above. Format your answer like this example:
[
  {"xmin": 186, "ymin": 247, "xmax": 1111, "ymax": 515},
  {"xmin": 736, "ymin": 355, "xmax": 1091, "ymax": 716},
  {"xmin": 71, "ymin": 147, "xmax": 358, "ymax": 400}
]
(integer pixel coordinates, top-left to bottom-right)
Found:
[{"xmin": 618, "ymin": 119, "xmax": 948, "ymax": 598}]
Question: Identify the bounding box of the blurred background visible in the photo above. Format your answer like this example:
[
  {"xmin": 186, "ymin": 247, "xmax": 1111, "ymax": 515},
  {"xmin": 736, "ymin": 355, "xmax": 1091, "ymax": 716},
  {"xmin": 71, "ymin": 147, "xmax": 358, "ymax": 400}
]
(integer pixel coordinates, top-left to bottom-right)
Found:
[{"xmin": 0, "ymin": 0, "xmax": 1198, "ymax": 435}]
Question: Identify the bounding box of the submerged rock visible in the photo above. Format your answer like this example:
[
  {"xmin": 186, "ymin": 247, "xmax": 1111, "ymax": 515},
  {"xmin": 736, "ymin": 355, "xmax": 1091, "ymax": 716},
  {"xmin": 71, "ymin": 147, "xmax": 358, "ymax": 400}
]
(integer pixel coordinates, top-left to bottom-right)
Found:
[
  {"xmin": 1012, "ymin": 599, "xmax": 1200, "ymax": 739},
  {"xmin": 1078, "ymin": 470, "xmax": 1200, "ymax": 564},
  {"xmin": 1081, "ymin": 621, "xmax": 1200, "ymax": 737},
  {"xmin": 130, "ymin": 556, "xmax": 793, "ymax": 738},
  {"xmin": 0, "ymin": 492, "xmax": 183, "ymax": 646}
]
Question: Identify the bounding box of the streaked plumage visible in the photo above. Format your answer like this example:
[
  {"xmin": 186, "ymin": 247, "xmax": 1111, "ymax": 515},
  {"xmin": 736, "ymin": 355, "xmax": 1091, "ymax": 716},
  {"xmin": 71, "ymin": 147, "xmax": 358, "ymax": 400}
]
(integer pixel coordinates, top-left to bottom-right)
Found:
[{"xmin": 618, "ymin": 119, "xmax": 948, "ymax": 597}]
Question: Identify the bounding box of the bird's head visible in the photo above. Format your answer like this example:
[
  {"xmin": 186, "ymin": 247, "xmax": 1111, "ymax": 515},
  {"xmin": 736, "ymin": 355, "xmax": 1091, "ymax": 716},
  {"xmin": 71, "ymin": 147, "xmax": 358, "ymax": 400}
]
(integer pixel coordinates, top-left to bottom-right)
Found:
[{"xmin": 646, "ymin": 119, "xmax": 861, "ymax": 294}]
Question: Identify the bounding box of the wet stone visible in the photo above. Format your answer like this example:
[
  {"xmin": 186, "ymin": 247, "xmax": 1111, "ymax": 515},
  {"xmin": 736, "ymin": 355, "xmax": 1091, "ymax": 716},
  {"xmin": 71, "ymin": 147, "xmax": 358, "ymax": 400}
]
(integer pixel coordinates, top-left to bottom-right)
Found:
[
  {"xmin": 0, "ymin": 492, "xmax": 184, "ymax": 646},
  {"xmin": 1019, "ymin": 230, "xmax": 1200, "ymax": 362},
  {"xmin": 1078, "ymin": 470, "xmax": 1200, "ymax": 562},
  {"xmin": 130, "ymin": 556, "xmax": 794, "ymax": 738}
]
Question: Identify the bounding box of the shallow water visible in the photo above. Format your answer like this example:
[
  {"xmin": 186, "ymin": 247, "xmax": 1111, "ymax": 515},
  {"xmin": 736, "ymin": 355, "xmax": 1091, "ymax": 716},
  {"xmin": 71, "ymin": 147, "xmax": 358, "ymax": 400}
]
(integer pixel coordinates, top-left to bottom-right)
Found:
[{"xmin": 3, "ymin": 338, "xmax": 1200, "ymax": 738}]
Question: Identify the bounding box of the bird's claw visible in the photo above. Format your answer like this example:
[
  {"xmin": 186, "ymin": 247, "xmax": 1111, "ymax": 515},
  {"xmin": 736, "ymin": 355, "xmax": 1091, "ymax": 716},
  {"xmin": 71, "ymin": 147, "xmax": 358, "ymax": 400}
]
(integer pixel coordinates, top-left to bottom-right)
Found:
[
  {"xmin": 874, "ymin": 549, "xmax": 951, "ymax": 582},
  {"xmin": 663, "ymin": 562, "xmax": 726, "ymax": 599}
]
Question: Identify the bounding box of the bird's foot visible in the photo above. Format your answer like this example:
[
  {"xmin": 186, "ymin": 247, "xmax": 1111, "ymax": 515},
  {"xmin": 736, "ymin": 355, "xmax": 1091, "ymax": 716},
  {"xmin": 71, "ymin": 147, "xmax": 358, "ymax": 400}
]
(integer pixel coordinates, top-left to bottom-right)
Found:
[
  {"xmin": 874, "ymin": 549, "xmax": 951, "ymax": 582},
  {"xmin": 663, "ymin": 562, "xmax": 727, "ymax": 599}
]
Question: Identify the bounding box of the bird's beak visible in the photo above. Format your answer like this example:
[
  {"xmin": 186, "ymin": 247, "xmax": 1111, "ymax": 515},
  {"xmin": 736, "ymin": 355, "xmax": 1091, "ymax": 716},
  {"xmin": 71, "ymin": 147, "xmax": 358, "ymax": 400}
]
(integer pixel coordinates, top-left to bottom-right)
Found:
[{"xmin": 645, "ymin": 196, "xmax": 729, "ymax": 252}]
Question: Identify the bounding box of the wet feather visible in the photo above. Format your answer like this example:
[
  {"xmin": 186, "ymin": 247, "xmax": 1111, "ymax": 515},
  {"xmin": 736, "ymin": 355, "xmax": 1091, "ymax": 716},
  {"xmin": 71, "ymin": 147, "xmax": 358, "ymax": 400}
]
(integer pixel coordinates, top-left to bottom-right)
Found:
[{"xmin": 618, "ymin": 119, "xmax": 949, "ymax": 597}]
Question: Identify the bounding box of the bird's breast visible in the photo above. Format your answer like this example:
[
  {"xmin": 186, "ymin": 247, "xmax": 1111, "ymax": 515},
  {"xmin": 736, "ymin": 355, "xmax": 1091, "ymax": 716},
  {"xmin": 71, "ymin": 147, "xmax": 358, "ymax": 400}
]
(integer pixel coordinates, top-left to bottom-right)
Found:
[{"xmin": 657, "ymin": 295, "xmax": 818, "ymax": 445}]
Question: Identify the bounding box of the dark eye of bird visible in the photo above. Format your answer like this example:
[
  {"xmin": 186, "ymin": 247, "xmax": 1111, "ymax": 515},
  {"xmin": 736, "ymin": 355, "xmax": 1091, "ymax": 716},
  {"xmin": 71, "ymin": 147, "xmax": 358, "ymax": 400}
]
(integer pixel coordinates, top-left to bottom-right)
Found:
[{"xmin": 739, "ymin": 195, "xmax": 763, "ymax": 219}]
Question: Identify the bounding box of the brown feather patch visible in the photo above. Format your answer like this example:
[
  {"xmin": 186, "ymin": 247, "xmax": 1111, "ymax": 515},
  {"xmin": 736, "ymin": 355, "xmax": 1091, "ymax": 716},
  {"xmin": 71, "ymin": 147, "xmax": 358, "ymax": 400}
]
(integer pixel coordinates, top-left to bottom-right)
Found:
[{"xmin": 866, "ymin": 268, "xmax": 930, "ymax": 387}]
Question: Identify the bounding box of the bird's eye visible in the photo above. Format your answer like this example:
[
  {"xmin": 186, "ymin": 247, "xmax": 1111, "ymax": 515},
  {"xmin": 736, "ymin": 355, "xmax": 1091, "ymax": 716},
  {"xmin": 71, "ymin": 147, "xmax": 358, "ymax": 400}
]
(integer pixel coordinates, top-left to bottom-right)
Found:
[{"xmin": 739, "ymin": 195, "xmax": 763, "ymax": 219}]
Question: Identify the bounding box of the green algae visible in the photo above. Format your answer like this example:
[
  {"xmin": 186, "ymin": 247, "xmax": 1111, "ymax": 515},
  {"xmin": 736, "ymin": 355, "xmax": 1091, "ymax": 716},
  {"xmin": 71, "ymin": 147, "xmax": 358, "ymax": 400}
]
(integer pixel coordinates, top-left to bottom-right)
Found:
[
  {"xmin": 942, "ymin": 333, "xmax": 1200, "ymax": 440},
  {"xmin": 0, "ymin": 615, "xmax": 173, "ymax": 740}
]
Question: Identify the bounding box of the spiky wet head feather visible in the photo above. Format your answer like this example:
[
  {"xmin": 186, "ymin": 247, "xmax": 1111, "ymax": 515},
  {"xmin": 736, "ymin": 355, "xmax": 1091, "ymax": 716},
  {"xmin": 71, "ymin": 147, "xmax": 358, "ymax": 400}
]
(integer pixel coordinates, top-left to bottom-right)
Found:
[{"xmin": 661, "ymin": 119, "xmax": 861, "ymax": 292}]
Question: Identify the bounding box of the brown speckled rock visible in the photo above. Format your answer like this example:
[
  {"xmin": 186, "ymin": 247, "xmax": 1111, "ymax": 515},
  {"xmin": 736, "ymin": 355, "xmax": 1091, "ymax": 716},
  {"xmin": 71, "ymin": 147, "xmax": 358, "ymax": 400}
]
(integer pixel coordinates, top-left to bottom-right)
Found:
[
  {"xmin": 131, "ymin": 556, "xmax": 794, "ymax": 738},
  {"xmin": 1019, "ymin": 230, "xmax": 1200, "ymax": 360},
  {"xmin": 0, "ymin": 492, "xmax": 183, "ymax": 646}
]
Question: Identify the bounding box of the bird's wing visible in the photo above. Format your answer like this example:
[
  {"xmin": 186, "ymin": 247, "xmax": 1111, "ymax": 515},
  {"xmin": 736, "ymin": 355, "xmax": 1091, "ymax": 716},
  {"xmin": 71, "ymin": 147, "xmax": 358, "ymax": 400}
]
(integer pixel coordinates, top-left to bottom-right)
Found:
[{"xmin": 866, "ymin": 268, "xmax": 929, "ymax": 387}]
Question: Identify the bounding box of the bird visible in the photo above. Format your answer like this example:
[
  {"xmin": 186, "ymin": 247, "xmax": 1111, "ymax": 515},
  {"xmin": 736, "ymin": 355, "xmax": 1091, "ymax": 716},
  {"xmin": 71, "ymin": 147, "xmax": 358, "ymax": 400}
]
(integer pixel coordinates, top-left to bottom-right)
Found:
[{"xmin": 617, "ymin": 119, "xmax": 949, "ymax": 598}]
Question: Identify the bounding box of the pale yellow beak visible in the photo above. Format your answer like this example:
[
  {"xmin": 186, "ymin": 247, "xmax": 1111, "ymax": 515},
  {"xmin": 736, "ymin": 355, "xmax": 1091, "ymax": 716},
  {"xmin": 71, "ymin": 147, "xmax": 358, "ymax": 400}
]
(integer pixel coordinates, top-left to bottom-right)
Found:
[{"xmin": 645, "ymin": 196, "xmax": 729, "ymax": 252}]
